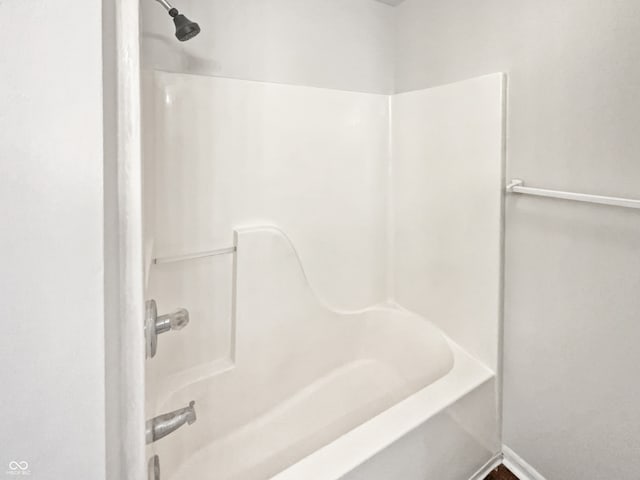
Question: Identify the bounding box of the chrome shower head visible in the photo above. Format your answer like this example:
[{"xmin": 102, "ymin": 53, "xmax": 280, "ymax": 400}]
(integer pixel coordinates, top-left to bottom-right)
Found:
[
  {"xmin": 154, "ymin": 0, "xmax": 201, "ymax": 42},
  {"xmin": 169, "ymin": 8, "xmax": 201, "ymax": 42}
]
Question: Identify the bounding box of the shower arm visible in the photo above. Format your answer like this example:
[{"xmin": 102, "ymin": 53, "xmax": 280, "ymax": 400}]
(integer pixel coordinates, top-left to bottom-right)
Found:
[{"xmin": 154, "ymin": 0, "xmax": 175, "ymax": 13}]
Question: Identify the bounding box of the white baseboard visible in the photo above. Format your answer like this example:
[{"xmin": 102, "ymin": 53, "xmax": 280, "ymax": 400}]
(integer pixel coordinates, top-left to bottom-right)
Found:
[
  {"xmin": 468, "ymin": 453, "xmax": 503, "ymax": 480},
  {"xmin": 502, "ymin": 445, "xmax": 547, "ymax": 480}
]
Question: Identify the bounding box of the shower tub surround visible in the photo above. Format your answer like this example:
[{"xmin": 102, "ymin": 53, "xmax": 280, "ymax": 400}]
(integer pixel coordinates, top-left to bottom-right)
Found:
[{"xmin": 144, "ymin": 72, "xmax": 505, "ymax": 479}]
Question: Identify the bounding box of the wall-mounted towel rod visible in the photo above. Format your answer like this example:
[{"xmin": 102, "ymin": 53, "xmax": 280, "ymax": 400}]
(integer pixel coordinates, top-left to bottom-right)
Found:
[
  {"xmin": 506, "ymin": 179, "xmax": 640, "ymax": 210},
  {"xmin": 153, "ymin": 246, "xmax": 236, "ymax": 265}
]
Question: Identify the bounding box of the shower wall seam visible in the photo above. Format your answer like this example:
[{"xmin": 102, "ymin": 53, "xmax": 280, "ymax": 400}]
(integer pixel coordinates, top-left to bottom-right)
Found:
[{"xmin": 385, "ymin": 94, "xmax": 396, "ymax": 303}]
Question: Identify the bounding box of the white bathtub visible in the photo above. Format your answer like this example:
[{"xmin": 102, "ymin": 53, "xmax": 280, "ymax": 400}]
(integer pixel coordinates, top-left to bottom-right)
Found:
[{"xmin": 150, "ymin": 227, "xmax": 499, "ymax": 480}]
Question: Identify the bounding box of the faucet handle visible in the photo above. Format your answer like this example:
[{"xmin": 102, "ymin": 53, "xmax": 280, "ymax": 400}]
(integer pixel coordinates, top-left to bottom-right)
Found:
[
  {"xmin": 156, "ymin": 308, "xmax": 190, "ymax": 334},
  {"xmin": 145, "ymin": 300, "xmax": 190, "ymax": 359}
]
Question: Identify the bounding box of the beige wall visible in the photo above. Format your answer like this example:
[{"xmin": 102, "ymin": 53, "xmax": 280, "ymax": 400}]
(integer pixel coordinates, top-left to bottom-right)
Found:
[
  {"xmin": 141, "ymin": 0, "xmax": 395, "ymax": 94},
  {"xmin": 0, "ymin": 0, "xmax": 107, "ymax": 478},
  {"xmin": 395, "ymin": 1, "xmax": 640, "ymax": 479}
]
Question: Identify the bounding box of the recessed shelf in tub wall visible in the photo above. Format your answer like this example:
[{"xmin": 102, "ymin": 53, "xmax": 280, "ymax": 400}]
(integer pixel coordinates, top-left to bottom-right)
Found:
[{"xmin": 146, "ymin": 245, "xmax": 236, "ymax": 401}]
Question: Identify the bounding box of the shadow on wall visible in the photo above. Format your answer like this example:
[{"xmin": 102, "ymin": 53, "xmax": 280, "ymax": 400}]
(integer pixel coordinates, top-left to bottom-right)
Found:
[{"xmin": 143, "ymin": 33, "xmax": 221, "ymax": 75}]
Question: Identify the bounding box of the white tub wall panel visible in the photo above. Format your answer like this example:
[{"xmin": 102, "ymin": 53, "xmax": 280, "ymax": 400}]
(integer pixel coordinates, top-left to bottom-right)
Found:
[
  {"xmin": 391, "ymin": 74, "xmax": 505, "ymax": 371},
  {"xmin": 144, "ymin": 72, "xmax": 504, "ymax": 479},
  {"xmin": 341, "ymin": 379, "xmax": 500, "ymax": 480},
  {"xmin": 143, "ymin": 71, "xmax": 161, "ymax": 413},
  {"xmin": 141, "ymin": 0, "xmax": 395, "ymax": 94},
  {"xmin": 143, "ymin": 69, "xmax": 159, "ymax": 290},
  {"xmin": 152, "ymin": 72, "xmax": 390, "ymax": 311}
]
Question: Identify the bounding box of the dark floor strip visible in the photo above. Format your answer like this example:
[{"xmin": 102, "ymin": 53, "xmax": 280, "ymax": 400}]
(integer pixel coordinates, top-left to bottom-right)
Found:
[{"xmin": 484, "ymin": 464, "xmax": 519, "ymax": 480}]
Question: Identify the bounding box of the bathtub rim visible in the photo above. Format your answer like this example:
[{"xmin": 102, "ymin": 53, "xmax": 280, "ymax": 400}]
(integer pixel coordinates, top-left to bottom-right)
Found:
[{"xmin": 271, "ymin": 340, "xmax": 495, "ymax": 480}]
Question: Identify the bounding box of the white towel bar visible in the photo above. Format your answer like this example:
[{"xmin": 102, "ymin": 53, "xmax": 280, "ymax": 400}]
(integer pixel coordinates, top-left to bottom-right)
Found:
[{"xmin": 506, "ymin": 179, "xmax": 640, "ymax": 210}]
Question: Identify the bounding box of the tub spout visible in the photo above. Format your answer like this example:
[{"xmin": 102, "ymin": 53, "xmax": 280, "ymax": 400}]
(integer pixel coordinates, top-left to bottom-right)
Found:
[{"xmin": 146, "ymin": 401, "xmax": 197, "ymax": 444}]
